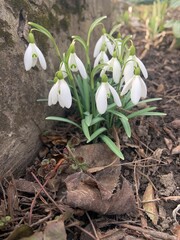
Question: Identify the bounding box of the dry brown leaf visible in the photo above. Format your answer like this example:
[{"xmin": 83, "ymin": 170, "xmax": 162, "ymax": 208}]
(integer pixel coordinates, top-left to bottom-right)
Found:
[
  {"xmin": 143, "ymin": 183, "xmax": 159, "ymax": 225},
  {"xmin": 171, "ymin": 119, "xmax": 180, "ymax": 129},
  {"xmin": 164, "ymin": 138, "xmax": 173, "ymax": 151},
  {"xmin": 65, "ymin": 172, "xmax": 136, "ymax": 215},
  {"xmin": 44, "ymin": 219, "xmax": 67, "ymax": 240},
  {"xmin": 172, "ymin": 145, "xmax": 180, "ymax": 155}
]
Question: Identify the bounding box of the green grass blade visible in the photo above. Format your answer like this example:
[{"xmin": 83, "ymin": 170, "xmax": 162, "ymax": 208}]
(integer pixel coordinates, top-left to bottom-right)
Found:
[
  {"xmin": 90, "ymin": 117, "xmax": 105, "ymax": 126},
  {"xmin": 100, "ymin": 135, "xmax": 124, "ymax": 160},
  {"xmin": 81, "ymin": 119, "xmax": 91, "ymax": 140},
  {"xmin": 108, "ymin": 109, "xmax": 128, "ymax": 120},
  {"xmin": 137, "ymin": 112, "xmax": 166, "ymax": 116},
  {"xmin": 125, "ymin": 98, "xmax": 162, "ymax": 110},
  {"xmin": 120, "ymin": 118, "xmax": 131, "ymax": 138},
  {"xmin": 46, "ymin": 116, "xmax": 81, "ymax": 129}
]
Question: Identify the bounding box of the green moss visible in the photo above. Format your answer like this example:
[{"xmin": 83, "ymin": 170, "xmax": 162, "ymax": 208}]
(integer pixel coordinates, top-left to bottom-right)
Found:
[
  {"xmin": 6, "ymin": 0, "xmax": 30, "ymax": 15},
  {"xmin": 0, "ymin": 20, "xmax": 14, "ymax": 48}
]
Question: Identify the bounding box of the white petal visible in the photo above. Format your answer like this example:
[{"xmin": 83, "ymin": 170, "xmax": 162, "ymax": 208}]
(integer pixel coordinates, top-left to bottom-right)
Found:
[
  {"xmin": 108, "ymin": 84, "xmax": 122, "ymax": 107},
  {"xmin": 113, "ymin": 58, "xmax": 121, "ymax": 83},
  {"xmin": 94, "ymin": 52, "xmax": 102, "ymax": 68},
  {"xmin": 58, "ymin": 80, "xmax": 72, "ymax": 108},
  {"xmin": 135, "ymin": 56, "xmax": 148, "ymax": 79},
  {"xmin": 24, "ymin": 43, "xmax": 33, "ymax": 71},
  {"xmin": 34, "ymin": 44, "xmax": 47, "ymax": 70},
  {"xmin": 102, "ymin": 52, "xmax": 109, "ymax": 63},
  {"xmin": 93, "ymin": 36, "xmax": 103, "ymax": 58},
  {"xmin": 48, "ymin": 81, "xmax": 59, "ymax": 106},
  {"xmin": 121, "ymin": 77, "xmax": 133, "ymax": 96},
  {"xmin": 105, "ymin": 36, "xmax": 114, "ymax": 55},
  {"xmin": 124, "ymin": 56, "xmax": 134, "ymax": 82},
  {"xmin": 68, "ymin": 53, "xmax": 78, "ymax": 72},
  {"xmin": 74, "ymin": 53, "xmax": 88, "ymax": 79},
  {"xmin": 140, "ymin": 77, "xmax": 147, "ymax": 98},
  {"xmin": 60, "ymin": 62, "xmax": 67, "ymax": 78},
  {"xmin": 95, "ymin": 83, "xmax": 108, "ymax": 114},
  {"xmin": 131, "ymin": 76, "xmax": 142, "ymax": 105}
]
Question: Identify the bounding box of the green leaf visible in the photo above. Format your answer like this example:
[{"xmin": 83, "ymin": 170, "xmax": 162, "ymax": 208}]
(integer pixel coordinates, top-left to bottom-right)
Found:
[
  {"xmin": 81, "ymin": 119, "xmax": 91, "ymax": 140},
  {"xmin": 125, "ymin": 97, "xmax": 162, "ymax": 110},
  {"xmin": 46, "ymin": 116, "xmax": 81, "ymax": 129},
  {"xmin": 120, "ymin": 118, "xmax": 131, "ymax": 138},
  {"xmin": 100, "ymin": 135, "xmax": 124, "ymax": 160},
  {"xmin": 87, "ymin": 16, "xmax": 107, "ymax": 46},
  {"xmin": 37, "ymin": 98, "xmax": 48, "ymax": 102},
  {"xmin": 137, "ymin": 112, "xmax": 166, "ymax": 116},
  {"xmin": 108, "ymin": 109, "xmax": 128, "ymax": 120},
  {"xmin": 127, "ymin": 107, "xmax": 165, "ymax": 119},
  {"xmin": 109, "ymin": 24, "xmax": 122, "ymax": 36},
  {"xmin": 72, "ymin": 35, "xmax": 87, "ymax": 51},
  {"xmin": 87, "ymin": 127, "xmax": 107, "ymax": 143},
  {"xmin": 90, "ymin": 117, "xmax": 105, "ymax": 126},
  {"xmin": 28, "ymin": 22, "xmax": 53, "ymax": 39},
  {"xmin": 85, "ymin": 114, "xmax": 93, "ymax": 127}
]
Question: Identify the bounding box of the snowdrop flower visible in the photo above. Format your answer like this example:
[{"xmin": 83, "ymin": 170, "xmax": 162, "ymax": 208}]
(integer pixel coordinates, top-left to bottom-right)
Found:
[
  {"xmin": 95, "ymin": 74, "xmax": 122, "ymax": 114},
  {"xmin": 94, "ymin": 50, "xmax": 109, "ymax": 68},
  {"xmin": 121, "ymin": 68, "xmax": 147, "ymax": 105},
  {"xmin": 60, "ymin": 62, "xmax": 67, "ymax": 78},
  {"xmin": 24, "ymin": 33, "xmax": 47, "ymax": 71},
  {"xmin": 94, "ymin": 30, "xmax": 114, "ymax": 58},
  {"xmin": 100, "ymin": 55, "xmax": 121, "ymax": 84},
  {"xmin": 124, "ymin": 46, "xmax": 148, "ymax": 83},
  {"xmin": 48, "ymin": 71, "xmax": 72, "ymax": 108},
  {"xmin": 68, "ymin": 44, "xmax": 88, "ymax": 79}
]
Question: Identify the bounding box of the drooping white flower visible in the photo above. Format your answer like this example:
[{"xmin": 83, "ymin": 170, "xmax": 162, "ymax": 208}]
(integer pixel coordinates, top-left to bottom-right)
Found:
[
  {"xmin": 121, "ymin": 74, "xmax": 147, "ymax": 105},
  {"xmin": 48, "ymin": 78, "xmax": 72, "ymax": 108},
  {"xmin": 24, "ymin": 43, "xmax": 47, "ymax": 71},
  {"xmin": 94, "ymin": 51, "xmax": 109, "ymax": 68},
  {"xmin": 94, "ymin": 34, "xmax": 114, "ymax": 58},
  {"xmin": 68, "ymin": 52, "xmax": 88, "ymax": 79},
  {"xmin": 95, "ymin": 82, "xmax": 122, "ymax": 114},
  {"xmin": 100, "ymin": 57, "xmax": 121, "ymax": 83},
  {"xmin": 124, "ymin": 55, "xmax": 148, "ymax": 83}
]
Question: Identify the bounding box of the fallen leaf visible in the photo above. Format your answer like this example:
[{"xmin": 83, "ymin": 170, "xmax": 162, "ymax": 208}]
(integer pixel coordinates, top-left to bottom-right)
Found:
[
  {"xmin": 21, "ymin": 232, "xmax": 43, "ymax": 240},
  {"xmin": 44, "ymin": 219, "xmax": 67, "ymax": 240},
  {"xmin": 143, "ymin": 183, "xmax": 159, "ymax": 225},
  {"xmin": 7, "ymin": 225, "xmax": 33, "ymax": 240},
  {"xmin": 164, "ymin": 138, "xmax": 173, "ymax": 151},
  {"xmin": 172, "ymin": 145, "xmax": 180, "ymax": 155},
  {"xmin": 65, "ymin": 172, "xmax": 136, "ymax": 215},
  {"xmin": 171, "ymin": 119, "xmax": 180, "ymax": 129}
]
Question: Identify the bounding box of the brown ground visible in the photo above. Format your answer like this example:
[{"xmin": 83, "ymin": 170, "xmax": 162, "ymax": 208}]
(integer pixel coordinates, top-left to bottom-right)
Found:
[{"xmin": 0, "ymin": 27, "xmax": 179, "ymax": 240}]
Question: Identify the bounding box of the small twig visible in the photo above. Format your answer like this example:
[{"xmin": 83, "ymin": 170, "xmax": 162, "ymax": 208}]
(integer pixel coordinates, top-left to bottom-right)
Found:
[
  {"xmin": 75, "ymin": 225, "xmax": 97, "ymax": 240},
  {"xmin": 30, "ymin": 211, "xmax": 52, "ymax": 227},
  {"xmin": 0, "ymin": 182, "xmax": 7, "ymax": 209},
  {"xmin": 141, "ymin": 195, "xmax": 180, "ymax": 204},
  {"xmin": 31, "ymin": 172, "xmax": 63, "ymax": 218},
  {"xmin": 86, "ymin": 211, "xmax": 99, "ymax": 240},
  {"xmin": 120, "ymin": 223, "xmax": 176, "ymax": 240}
]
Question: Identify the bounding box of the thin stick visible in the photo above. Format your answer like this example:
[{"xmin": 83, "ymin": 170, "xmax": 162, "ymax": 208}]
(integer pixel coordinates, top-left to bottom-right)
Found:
[
  {"xmin": 86, "ymin": 211, "xmax": 99, "ymax": 240},
  {"xmin": 120, "ymin": 223, "xmax": 176, "ymax": 240}
]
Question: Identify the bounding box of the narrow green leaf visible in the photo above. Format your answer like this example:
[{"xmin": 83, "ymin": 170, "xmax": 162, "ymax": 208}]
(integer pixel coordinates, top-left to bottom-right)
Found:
[
  {"xmin": 85, "ymin": 114, "xmax": 93, "ymax": 127},
  {"xmin": 127, "ymin": 107, "xmax": 157, "ymax": 119},
  {"xmin": 28, "ymin": 22, "xmax": 53, "ymax": 40},
  {"xmin": 46, "ymin": 116, "xmax": 81, "ymax": 129},
  {"xmin": 120, "ymin": 118, "xmax": 131, "ymax": 138},
  {"xmin": 108, "ymin": 109, "xmax": 128, "ymax": 120},
  {"xmin": 87, "ymin": 127, "xmax": 107, "ymax": 143},
  {"xmin": 125, "ymin": 98, "xmax": 162, "ymax": 110},
  {"xmin": 90, "ymin": 117, "xmax": 105, "ymax": 126},
  {"xmin": 37, "ymin": 98, "xmax": 48, "ymax": 102},
  {"xmin": 72, "ymin": 35, "xmax": 87, "ymax": 51},
  {"xmin": 137, "ymin": 112, "xmax": 166, "ymax": 116},
  {"xmin": 81, "ymin": 119, "xmax": 91, "ymax": 140},
  {"xmin": 100, "ymin": 135, "xmax": 124, "ymax": 160}
]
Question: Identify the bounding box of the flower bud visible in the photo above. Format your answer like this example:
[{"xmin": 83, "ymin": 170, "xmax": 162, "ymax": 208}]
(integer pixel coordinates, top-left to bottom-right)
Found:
[
  {"xmin": 28, "ymin": 32, "xmax": 35, "ymax": 43},
  {"xmin": 101, "ymin": 74, "xmax": 108, "ymax": 83},
  {"xmin": 130, "ymin": 45, "xmax": 136, "ymax": 56}
]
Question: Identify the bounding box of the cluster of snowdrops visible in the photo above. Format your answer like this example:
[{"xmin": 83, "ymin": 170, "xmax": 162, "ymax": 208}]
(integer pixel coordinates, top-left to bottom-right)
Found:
[{"xmin": 23, "ymin": 16, "xmax": 164, "ymax": 159}]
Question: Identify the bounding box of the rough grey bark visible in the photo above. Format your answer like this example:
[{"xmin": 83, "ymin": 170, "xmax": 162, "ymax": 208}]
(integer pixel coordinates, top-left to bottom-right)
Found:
[{"xmin": 0, "ymin": 0, "xmax": 113, "ymax": 177}]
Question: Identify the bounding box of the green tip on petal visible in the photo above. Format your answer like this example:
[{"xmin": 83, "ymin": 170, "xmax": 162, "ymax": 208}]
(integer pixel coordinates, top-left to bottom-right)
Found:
[
  {"xmin": 134, "ymin": 67, "xmax": 140, "ymax": 75},
  {"xmin": 102, "ymin": 28, "xmax": 106, "ymax": 34},
  {"xmin": 101, "ymin": 43, "xmax": 106, "ymax": 52},
  {"xmin": 54, "ymin": 76, "xmax": 58, "ymax": 83},
  {"xmin": 117, "ymin": 32, "xmax": 121, "ymax": 39},
  {"xmin": 28, "ymin": 32, "xmax": 35, "ymax": 43},
  {"xmin": 69, "ymin": 42, "xmax": 75, "ymax": 53},
  {"xmin": 113, "ymin": 51, "xmax": 117, "ymax": 58},
  {"xmin": 130, "ymin": 45, "xmax": 136, "ymax": 56},
  {"xmin": 101, "ymin": 74, "xmax": 108, "ymax": 83},
  {"xmin": 56, "ymin": 71, "xmax": 64, "ymax": 79}
]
